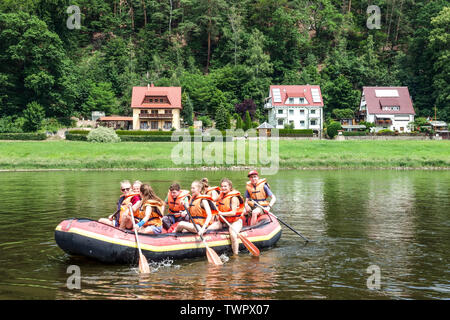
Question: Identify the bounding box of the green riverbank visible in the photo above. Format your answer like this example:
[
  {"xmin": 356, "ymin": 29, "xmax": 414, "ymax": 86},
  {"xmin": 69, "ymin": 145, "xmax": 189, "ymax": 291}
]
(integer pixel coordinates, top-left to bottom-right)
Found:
[{"xmin": 0, "ymin": 140, "xmax": 449, "ymax": 170}]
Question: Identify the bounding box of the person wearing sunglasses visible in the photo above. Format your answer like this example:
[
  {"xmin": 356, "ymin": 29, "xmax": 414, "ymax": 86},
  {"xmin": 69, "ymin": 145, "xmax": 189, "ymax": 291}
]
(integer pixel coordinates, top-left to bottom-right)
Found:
[{"xmin": 99, "ymin": 180, "xmax": 140, "ymax": 228}]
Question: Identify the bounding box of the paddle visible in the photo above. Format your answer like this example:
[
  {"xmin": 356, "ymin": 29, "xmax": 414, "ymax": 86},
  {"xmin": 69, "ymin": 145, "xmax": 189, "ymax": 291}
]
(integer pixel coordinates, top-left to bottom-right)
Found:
[
  {"xmin": 183, "ymin": 203, "xmax": 223, "ymax": 266},
  {"xmin": 253, "ymin": 202, "xmax": 311, "ymax": 243},
  {"xmin": 217, "ymin": 212, "xmax": 260, "ymax": 257},
  {"xmin": 128, "ymin": 204, "xmax": 151, "ymax": 274}
]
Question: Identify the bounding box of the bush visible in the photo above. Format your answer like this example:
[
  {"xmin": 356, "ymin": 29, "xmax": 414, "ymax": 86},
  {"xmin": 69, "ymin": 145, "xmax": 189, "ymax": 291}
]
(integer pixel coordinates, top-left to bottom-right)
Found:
[
  {"xmin": 0, "ymin": 132, "xmax": 47, "ymax": 140},
  {"xmin": 65, "ymin": 133, "xmax": 88, "ymax": 141},
  {"xmin": 278, "ymin": 129, "xmax": 314, "ymax": 136},
  {"xmin": 87, "ymin": 127, "xmax": 121, "ymax": 143},
  {"xmin": 376, "ymin": 129, "xmax": 395, "ymax": 136},
  {"xmin": 23, "ymin": 101, "xmax": 45, "ymax": 132},
  {"xmin": 326, "ymin": 122, "xmax": 342, "ymax": 139},
  {"xmin": 0, "ymin": 116, "xmax": 23, "ymax": 133}
]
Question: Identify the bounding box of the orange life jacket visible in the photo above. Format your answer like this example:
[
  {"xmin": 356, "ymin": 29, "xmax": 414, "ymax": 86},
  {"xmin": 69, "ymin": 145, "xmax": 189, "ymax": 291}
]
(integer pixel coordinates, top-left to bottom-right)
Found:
[
  {"xmin": 217, "ymin": 190, "xmax": 245, "ymax": 224},
  {"xmin": 134, "ymin": 199, "xmax": 163, "ymax": 227},
  {"xmin": 167, "ymin": 190, "xmax": 190, "ymax": 218},
  {"xmin": 246, "ymin": 178, "xmax": 270, "ymax": 207},
  {"xmin": 118, "ymin": 193, "xmax": 141, "ymax": 224},
  {"xmin": 206, "ymin": 186, "xmax": 220, "ymax": 199},
  {"xmin": 188, "ymin": 194, "xmax": 218, "ymax": 227}
]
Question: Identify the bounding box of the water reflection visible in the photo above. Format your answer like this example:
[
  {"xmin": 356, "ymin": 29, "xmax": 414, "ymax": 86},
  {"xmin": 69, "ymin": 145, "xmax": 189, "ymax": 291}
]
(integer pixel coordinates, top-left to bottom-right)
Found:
[{"xmin": 0, "ymin": 170, "xmax": 449, "ymax": 299}]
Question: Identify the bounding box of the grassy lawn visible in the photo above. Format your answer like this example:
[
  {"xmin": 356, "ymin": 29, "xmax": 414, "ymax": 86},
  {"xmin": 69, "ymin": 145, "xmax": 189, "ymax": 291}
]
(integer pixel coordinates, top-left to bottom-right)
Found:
[{"xmin": 0, "ymin": 140, "xmax": 449, "ymax": 170}]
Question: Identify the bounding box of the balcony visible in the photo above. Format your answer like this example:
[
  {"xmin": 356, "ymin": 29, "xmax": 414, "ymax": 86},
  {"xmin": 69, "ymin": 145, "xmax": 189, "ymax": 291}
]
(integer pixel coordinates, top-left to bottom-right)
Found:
[
  {"xmin": 375, "ymin": 119, "xmax": 392, "ymax": 126},
  {"xmin": 139, "ymin": 112, "xmax": 173, "ymax": 120}
]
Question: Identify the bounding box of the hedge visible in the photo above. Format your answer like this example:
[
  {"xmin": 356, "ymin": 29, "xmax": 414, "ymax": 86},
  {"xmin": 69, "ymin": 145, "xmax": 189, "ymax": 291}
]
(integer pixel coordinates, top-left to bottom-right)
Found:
[
  {"xmin": 65, "ymin": 133, "xmax": 88, "ymax": 141},
  {"xmin": 0, "ymin": 132, "xmax": 47, "ymax": 140},
  {"xmin": 67, "ymin": 130, "xmax": 90, "ymax": 135},
  {"xmin": 342, "ymin": 131, "xmax": 367, "ymax": 136}
]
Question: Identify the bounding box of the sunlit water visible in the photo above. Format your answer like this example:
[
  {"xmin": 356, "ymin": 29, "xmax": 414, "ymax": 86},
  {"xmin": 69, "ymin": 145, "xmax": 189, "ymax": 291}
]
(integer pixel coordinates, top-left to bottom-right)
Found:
[{"xmin": 0, "ymin": 170, "xmax": 448, "ymax": 299}]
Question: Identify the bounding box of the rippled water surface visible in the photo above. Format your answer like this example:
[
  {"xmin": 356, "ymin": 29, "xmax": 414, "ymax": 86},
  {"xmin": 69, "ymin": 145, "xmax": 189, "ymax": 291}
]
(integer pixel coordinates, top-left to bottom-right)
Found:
[{"xmin": 0, "ymin": 170, "xmax": 448, "ymax": 299}]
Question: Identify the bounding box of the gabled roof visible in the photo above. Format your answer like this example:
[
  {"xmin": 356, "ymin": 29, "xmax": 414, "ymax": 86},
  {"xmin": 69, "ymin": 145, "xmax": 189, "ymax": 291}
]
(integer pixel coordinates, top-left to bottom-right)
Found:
[
  {"xmin": 268, "ymin": 85, "xmax": 324, "ymax": 107},
  {"xmin": 131, "ymin": 84, "xmax": 182, "ymax": 109},
  {"xmin": 363, "ymin": 87, "xmax": 415, "ymax": 115},
  {"xmin": 257, "ymin": 121, "xmax": 275, "ymax": 129}
]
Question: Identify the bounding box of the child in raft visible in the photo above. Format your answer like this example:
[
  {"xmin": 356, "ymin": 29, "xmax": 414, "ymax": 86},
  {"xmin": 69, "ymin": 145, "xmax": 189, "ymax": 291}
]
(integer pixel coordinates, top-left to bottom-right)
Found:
[
  {"xmin": 175, "ymin": 180, "xmax": 221, "ymax": 236},
  {"xmin": 215, "ymin": 178, "xmax": 246, "ymax": 255},
  {"xmin": 201, "ymin": 177, "xmax": 220, "ymax": 202},
  {"xmin": 121, "ymin": 184, "xmax": 165, "ymax": 234}
]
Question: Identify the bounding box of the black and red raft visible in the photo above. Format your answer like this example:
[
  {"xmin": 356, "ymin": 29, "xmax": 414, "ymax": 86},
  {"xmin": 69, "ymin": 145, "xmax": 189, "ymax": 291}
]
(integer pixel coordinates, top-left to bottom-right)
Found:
[{"xmin": 54, "ymin": 215, "xmax": 282, "ymax": 264}]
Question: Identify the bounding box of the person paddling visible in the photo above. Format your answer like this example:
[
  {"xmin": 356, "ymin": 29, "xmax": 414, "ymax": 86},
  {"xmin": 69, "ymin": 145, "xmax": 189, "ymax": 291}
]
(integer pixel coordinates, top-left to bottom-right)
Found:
[
  {"xmin": 244, "ymin": 170, "xmax": 276, "ymax": 226},
  {"xmin": 99, "ymin": 180, "xmax": 139, "ymax": 227},
  {"xmin": 175, "ymin": 180, "xmax": 220, "ymax": 235},
  {"xmin": 162, "ymin": 183, "xmax": 191, "ymax": 230},
  {"xmin": 216, "ymin": 178, "xmax": 245, "ymax": 255},
  {"xmin": 201, "ymin": 178, "xmax": 220, "ymax": 202},
  {"xmin": 133, "ymin": 184, "xmax": 165, "ymax": 234}
]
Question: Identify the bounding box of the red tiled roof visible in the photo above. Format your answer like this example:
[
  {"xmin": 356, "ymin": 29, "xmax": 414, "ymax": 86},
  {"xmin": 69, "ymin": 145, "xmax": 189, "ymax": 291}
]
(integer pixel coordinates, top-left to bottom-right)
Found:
[
  {"xmin": 98, "ymin": 116, "xmax": 133, "ymax": 121},
  {"xmin": 363, "ymin": 87, "xmax": 415, "ymax": 115},
  {"xmin": 131, "ymin": 85, "xmax": 182, "ymax": 109},
  {"xmin": 269, "ymin": 85, "xmax": 324, "ymax": 107}
]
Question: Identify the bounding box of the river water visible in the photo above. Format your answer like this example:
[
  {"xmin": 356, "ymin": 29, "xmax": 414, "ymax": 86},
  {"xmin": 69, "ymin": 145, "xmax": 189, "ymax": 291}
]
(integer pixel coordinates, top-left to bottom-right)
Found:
[{"xmin": 0, "ymin": 170, "xmax": 448, "ymax": 300}]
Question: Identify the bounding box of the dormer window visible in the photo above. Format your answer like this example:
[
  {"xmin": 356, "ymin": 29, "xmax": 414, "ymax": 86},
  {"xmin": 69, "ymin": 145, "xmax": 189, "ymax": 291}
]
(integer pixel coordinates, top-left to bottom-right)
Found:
[
  {"xmin": 289, "ymin": 98, "xmax": 294, "ymax": 104},
  {"xmin": 382, "ymin": 106, "xmax": 400, "ymax": 111}
]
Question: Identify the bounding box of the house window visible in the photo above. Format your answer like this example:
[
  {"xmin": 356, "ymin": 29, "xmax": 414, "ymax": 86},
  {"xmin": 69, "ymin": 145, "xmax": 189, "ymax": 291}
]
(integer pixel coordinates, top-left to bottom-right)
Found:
[
  {"xmin": 300, "ymin": 120, "xmax": 305, "ymax": 127},
  {"xmin": 310, "ymin": 120, "xmax": 317, "ymax": 126},
  {"xmin": 160, "ymin": 98, "xmax": 164, "ymax": 103},
  {"xmin": 289, "ymin": 98, "xmax": 294, "ymax": 104},
  {"xmin": 289, "ymin": 109, "xmax": 294, "ymax": 115},
  {"xmin": 140, "ymin": 121, "xmax": 148, "ymax": 129},
  {"xmin": 310, "ymin": 109, "xmax": 316, "ymax": 114},
  {"xmin": 278, "ymin": 109, "xmax": 284, "ymax": 114},
  {"xmin": 278, "ymin": 119, "xmax": 284, "ymax": 126},
  {"xmin": 164, "ymin": 121, "xmax": 172, "ymax": 129},
  {"xmin": 151, "ymin": 121, "xmax": 158, "ymax": 129},
  {"xmin": 165, "ymin": 109, "xmax": 172, "ymax": 114},
  {"xmin": 151, "ymin": 110, "xmax": 158, "ymax": 114},
  {"xmin": 300, "ymin": 109, "xmax": 305, "ymax": 114},
  {"xmin": 299, "ymin": 98, "xmax": 305, "ymax": 104},
  {"xmin": 141, "ymin": 110, "xmax": 148, "ymax": 114}
]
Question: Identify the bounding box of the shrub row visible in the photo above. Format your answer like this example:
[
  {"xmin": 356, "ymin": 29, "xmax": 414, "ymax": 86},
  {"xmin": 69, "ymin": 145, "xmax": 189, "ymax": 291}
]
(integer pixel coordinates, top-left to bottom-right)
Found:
[
  {"xmin": 65, "ymin": 133, "xmax": 88, "ymax": 141},
  {"xmin": 278, "ymin": 129, "xmax": 314, "ymax": 135},
  {"xmin": 342, "ymin": 131, "xmax": 367, "ymax": 136},
  {"xmin": 0, "ymin": 132, "xmax": 47, "ymax": 140}
]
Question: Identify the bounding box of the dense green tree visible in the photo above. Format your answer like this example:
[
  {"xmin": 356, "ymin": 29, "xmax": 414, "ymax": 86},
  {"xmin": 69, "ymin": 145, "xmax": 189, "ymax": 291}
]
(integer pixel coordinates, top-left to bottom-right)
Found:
[
  {"xmin": 23, "ymin": 101, "xmax": 45, "ymax": 132},
  {"xmin": 428, "ymin": 7, "xmax": 450, "ymax": 122}
]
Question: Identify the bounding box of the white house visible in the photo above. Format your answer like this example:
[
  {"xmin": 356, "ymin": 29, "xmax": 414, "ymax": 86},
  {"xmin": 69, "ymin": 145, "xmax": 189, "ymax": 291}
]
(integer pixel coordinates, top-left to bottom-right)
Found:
[
  {"xmin": 264, "ymin": 85, "xmax": 324, "ymax": 136},
  {"xmin": 359, "ymin": 87, "xmax": 415, "ymax": 133}
]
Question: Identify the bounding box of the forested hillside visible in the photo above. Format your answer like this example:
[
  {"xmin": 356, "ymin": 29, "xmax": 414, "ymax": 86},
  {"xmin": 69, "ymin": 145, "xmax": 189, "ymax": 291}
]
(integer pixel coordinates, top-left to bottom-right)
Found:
[{"xmin": 0, "ymin": 0, "xmax": 448, "ymax": 131}]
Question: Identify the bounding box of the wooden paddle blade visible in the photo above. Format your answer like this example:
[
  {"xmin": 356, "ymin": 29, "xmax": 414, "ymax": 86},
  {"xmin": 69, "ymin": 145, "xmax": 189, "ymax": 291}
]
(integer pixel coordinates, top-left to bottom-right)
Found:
[
  {"xmin": 238, "ymin": 234, "xmax": 260, "ymax": 256},
  {"xmin": 139, "ymin": 253, "xmax": 151, "ymax": 274},
  {"xmin": 205, "ymin": 247, "xmax": 223, "ymax": 266}
]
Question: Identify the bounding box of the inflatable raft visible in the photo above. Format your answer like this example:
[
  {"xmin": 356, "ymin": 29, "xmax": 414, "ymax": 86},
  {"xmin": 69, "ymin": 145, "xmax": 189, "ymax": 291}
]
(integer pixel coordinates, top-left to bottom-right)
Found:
[{"xmin": 55, "ymin": 216, "xmax": 282, "ymax": 264}]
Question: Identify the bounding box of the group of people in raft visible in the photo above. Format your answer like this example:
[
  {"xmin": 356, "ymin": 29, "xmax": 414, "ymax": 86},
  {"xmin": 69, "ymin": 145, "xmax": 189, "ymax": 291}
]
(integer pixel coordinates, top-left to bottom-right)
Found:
[{"xmin": 98, "ymin": 170, "xmax": 276, "ymax": 255}]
